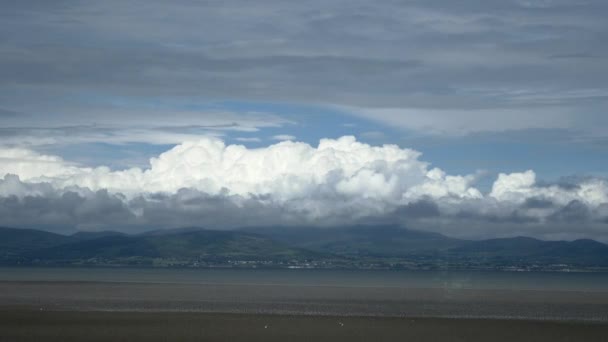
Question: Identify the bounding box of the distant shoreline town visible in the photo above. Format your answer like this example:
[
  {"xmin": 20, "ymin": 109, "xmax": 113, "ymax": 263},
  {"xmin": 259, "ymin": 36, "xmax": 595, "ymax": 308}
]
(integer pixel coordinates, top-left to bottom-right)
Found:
[{"xmin": 3, "ymin": 226, "xmax": 608, "ymax": 273}]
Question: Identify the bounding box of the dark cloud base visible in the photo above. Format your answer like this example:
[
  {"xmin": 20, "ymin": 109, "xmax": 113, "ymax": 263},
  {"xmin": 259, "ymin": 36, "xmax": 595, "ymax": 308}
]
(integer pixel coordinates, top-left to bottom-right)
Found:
[{"xmin": 1, "ymin": 176, "xmax": 606, "ymax": 242}]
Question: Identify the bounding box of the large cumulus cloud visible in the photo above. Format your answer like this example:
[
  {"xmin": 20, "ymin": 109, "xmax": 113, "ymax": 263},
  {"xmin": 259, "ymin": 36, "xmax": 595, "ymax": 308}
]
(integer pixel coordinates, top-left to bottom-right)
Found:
[
  {"xmin": 1, "ymin": 136, "xmax": 607, "ymax": 240},
  {"xmin": 1, "ymin": 136, "xmax": 481, "ymax": 201}
]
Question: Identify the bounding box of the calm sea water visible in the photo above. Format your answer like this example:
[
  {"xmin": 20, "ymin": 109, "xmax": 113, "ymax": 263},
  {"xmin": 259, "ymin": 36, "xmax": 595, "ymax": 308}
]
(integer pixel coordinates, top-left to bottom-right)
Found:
[{"xmin": 1, "ymin": 267, "xmax": 607, "ymax": 292}]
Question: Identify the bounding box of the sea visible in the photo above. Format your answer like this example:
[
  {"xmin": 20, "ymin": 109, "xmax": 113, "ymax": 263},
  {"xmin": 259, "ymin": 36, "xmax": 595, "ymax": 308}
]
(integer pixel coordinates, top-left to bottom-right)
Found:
[
  {"xmin": 1, "ymin": 267, "xmax": 608, "ymax": 321},
  {"xmin": 1, "ymin": 267, "xmax": 608, "ymax": 291}
]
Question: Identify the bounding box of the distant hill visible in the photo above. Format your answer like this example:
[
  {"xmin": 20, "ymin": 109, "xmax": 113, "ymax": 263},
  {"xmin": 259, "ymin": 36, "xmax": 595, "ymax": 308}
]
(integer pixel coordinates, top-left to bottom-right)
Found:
[
  {"xmin": 2, "ymin": 226, "xmax": 608, "ymax": 269},
  {"xmin": 450, "ymin": 236, "xmax": 608, "ymax": 266},
  {"xmin": 140, "ymin": 226, "xmax": 207, "ymax": 237},
  {"xmin": 19, "ymin": 228, "xmax": 320, "ymax": 265},
  {"xmin": 70, "ymin": 230, "xmax": 126, "ymax": 241},
  {"xmin": 0, "ymin": 227, "xmax": 72, "ymax": 262},
  {"xmin": 244, "ymin": 225, "xmax": 463, "ymax": 257},
  {"xmin": 243, "ymin": 226, "xmax": 608, "ymax": 267}
]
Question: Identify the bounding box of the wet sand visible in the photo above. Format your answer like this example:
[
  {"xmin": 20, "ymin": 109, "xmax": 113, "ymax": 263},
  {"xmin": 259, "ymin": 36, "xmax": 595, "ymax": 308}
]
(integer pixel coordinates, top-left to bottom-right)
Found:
[
  {"xmin": 2, "ymin": 281, "xmax": 608, "ymax": 321},
  {"xmin": 2, "ymin": 310, "xmax": 608, "ymax": 342},
  {"xmin": 2, "ymin": 280, "xmax": 608, "ymax": 341}
]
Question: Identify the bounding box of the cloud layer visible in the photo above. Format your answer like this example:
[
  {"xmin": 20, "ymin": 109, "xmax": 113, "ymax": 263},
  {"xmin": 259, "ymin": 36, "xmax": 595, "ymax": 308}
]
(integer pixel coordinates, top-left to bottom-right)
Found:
[
  {"xmin": 1, "ymin": 137, "xmax": 607, "ymax": 240},
  {"xmin": 1, "ymin": 0, "xmax": 608, "ymax": 144}
]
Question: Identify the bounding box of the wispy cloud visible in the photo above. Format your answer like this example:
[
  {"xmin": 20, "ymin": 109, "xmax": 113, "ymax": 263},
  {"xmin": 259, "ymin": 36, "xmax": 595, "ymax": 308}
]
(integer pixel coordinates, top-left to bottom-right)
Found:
[
  {"xmin": 235, "ymin": 137, "xmax": 262, "ymax": 143},
  {"xmin": 0, "ymin": 111, "xmax": 291, "ymax": 146},
  {"xmin": 1, "ymin": 0, "xmax": 607, "ymax": 139},
  {"xmin": 271, "ymin": 134, "xmax": 296, "ymax": 141}
]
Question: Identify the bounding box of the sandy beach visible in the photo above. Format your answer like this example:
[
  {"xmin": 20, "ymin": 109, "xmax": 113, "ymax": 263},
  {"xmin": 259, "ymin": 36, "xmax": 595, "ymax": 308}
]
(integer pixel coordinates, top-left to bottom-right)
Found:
[
  {"xmin": 2, "ymin": 277, "xmax": 608, "ymax": 341},
  {"xmin": 2, "ymin": 310, "xmax": 608, "ymax": 342},
  {"xmin": 2, "ymin": 280, "xmax": 608, "ymax": 321}
]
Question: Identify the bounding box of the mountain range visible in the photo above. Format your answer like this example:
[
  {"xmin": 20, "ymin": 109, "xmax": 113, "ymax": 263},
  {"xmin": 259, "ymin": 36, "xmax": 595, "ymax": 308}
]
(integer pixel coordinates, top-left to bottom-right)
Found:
[{"xmin": 2, "ymin": 226, "xmax": 608, "ymax": 270}]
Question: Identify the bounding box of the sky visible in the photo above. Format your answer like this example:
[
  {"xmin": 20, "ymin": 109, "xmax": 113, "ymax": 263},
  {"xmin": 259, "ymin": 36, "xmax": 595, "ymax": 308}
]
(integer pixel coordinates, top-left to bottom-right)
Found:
[{"xmin": 1, "ymin": 0, "xmax": 608, "ymax": 241}]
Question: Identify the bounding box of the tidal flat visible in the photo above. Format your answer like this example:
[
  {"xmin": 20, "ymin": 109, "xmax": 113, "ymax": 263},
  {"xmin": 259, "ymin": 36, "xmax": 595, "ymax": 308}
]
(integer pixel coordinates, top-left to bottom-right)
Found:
[
  {"xmin": 2, "ymin": 269, "xmax": 608, "ymax": 341},
  {"xmin": 1, "ymin": 280, "xmax": 608, "ymax": 321},
  {"xmin": 2, "ymin": 310, "xmax": 608, "ymax": 342}
]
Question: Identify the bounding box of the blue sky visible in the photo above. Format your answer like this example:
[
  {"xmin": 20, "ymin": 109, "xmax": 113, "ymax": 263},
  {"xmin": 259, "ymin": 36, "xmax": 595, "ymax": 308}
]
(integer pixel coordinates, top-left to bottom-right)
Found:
[{"xmin": 35, "ymin": 99, "xmax": 608, "ymax": 193}]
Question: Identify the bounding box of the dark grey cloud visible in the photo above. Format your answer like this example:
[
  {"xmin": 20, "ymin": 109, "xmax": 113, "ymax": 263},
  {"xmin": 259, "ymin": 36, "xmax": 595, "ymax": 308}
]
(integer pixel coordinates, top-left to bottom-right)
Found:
[
  {"xmin": 1, "ymin": 174, "xmax": 606, "ymax": 241},
  {"xmin": 536, "ymin": 176, "xmax": 589, "ymax": 190},
  {"xmin": 522, "ymin": 197, "xmax": 556, "ymax": 209},
  {"xmin": 128, "ymin": 189, "xmax": 295, "ymax": 231},
  {"xmin": 0, "ymin": 190, "xmax": 136, "ymax": 234},
  {"xmin": 548, "ymin": 200, "xmax": 591, "ymax": 223},
  {"xmin": 0, "ymin": 108, "xmax": 20, "ymax": 118},
  {"xmin": 452, "ymin": 206, "xmax": 540, "ymax": 225},
  {"xmin": 394, "ymin": 199, "xmax": 441, "ymax": 219},
  {"xmin": 1, "ymin": 0, "xmax": 607, "ymax": 140}
]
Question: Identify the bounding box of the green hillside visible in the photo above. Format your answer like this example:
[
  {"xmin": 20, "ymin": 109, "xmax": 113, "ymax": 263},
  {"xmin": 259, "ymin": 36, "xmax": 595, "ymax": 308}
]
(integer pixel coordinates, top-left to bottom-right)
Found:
[
  {"xmin": 24, "ymin": 229, "xmax": 320, "ymax": 265},
  {"xmin": 2, "ymin": 226, "xmax": 608, "ymax": 269},
  {"xmin": 0, "ymin": 227, "xmax": 72, "ymax": 262},
  {"xmin": 245, "ymin": 225, "xmax": 463, "ymax": 257}
]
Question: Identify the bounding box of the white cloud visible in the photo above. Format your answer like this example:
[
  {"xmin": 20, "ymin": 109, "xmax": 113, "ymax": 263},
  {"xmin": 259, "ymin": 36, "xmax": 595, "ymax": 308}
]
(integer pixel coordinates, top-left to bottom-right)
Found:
[
  {"xmin": 491, "ymin": 170, "xmax": 608, "ymax": 207},
  {"xmin": 0, "ymin": 148, "xmax": 88, "ymax": 181},
  {"xmin": 490, "ymin": 170, "xmax": 538, "ymax": 202},
  {"xmin": 235, "ymin": 137, "xmax": 262, "ymax": 143},
  {"xmin": 0, "ymin": 136, "xmax": 607, "ymax": 239},
  {"xmin": 271, "ymin": 134, "xmax": 296, "ymax": 141},
  {"xmin": 346, "ymin": 107, "xmax": 581, "ymax": 136},
  {"xmin": 0, "ymin": 111, "xmax": 291, "ymax": 147},
  {"xmin": 0, "ymin": 136, "xmax": 481, "ymax": 209}
]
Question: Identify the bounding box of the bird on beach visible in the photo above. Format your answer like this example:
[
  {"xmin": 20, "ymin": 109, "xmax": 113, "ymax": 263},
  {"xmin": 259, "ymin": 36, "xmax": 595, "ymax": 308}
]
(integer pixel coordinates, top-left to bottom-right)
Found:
[{"xmin": 338, "ymin": 322, "xmax": 344, "ymax": 327}]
